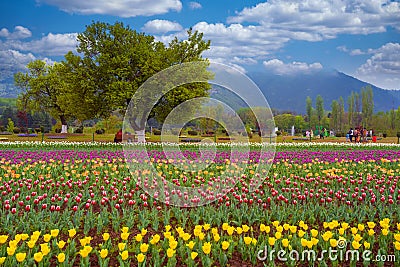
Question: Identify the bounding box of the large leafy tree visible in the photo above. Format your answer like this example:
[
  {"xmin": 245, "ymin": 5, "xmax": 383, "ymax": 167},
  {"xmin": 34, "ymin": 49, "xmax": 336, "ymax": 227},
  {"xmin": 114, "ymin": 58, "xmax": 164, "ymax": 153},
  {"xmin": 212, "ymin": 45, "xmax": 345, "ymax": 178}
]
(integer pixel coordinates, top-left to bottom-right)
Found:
[
  {"xmin": 63, "ymin": 22, "xmax": 211, "ymax": 141},
  {"xmin": 14, "ymin": 60, "xmax": 70, "ymax": 133}
]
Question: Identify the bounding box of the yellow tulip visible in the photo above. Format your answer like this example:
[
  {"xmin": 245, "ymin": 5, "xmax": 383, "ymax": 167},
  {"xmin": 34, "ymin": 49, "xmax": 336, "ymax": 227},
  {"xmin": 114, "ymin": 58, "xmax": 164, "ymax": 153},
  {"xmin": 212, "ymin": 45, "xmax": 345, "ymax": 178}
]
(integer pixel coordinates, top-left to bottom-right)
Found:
[
  {"xmin": 163, "ymin": 232, "xmax": 171, "ymax": 239},
  {"xmin": 169, "ymin": 240, "xmax": 178, "ymax": 250},
  {"xmin": 16, "ymin": 252, "xmax": 26, "ymax": 263},
  {"xmin": 34, "ymin": 252, "xmax": 43, "ymax": 263},
  {"xmin": 51, "ymin": 229, "xmax": 59, "ymax": 237},
  {"xmin": 268, "ymin": 237, "xmax": 276, "ymax": 246},
  {"xmin": 43, "ymin": 234, "xmax": 51, "ymax": 242},
  {"xmin": 227, "ymin": 226, "xmax": 235, "ymax": 236},
  {"xmin": 211, "ymin": 228, "xmax": 219, "ymax": 235},
  {"xmin": 68, "ymin": 229, "xmax": 76, "ymax": 238},
  {"xmin": 283, "ymin": 223, "xmax": 290, "ymax": 231},
  {"xmin": 272, "ymin": 221, "xmax": 280, "ymax": 227},
  {"xmin": 100, "ymin": 249, "xmax": 108, "ymax": 259},
  {"xmin": 350, "ymin": 227, "xmax": 358, "ymax": 235},
  {"xmin": 102, "ymin": 233, "xmax": 110, "ymax": 241},
  {"xmin": 191, "ymin": 251, "xmax": 198, "ymax": 260},
  {"xmin": 0, "ymin": 235, "xmax": 8, "ymax": 244},
  {"xmin": 27, "ymin": 240, "xmax": 36, "ymax": 249},
  {"xmin": 367, "ymin": 222, "xmax": 376, "ymax": 229},
  {"xmin": 57, "ymin": 240, "xmax": 66, "ymax": 249},
  {"xmin": 244, "ymin": 236, "xmax": 252, "ymax": 245},
  {"xmin": 165, "ymin": 225, "xmax": 172, "ymax": 232},
  {"xmin": 121, "ymin": 232, "xmax": 129, "ymax": 240},
  {"xmin": 330, "ymin": 239, "xmax": 338, "ymax": 247},
  {"xmin": 364, "ymin": 242, "xmax": 370, "ymax": 249},
  {"xmin": 394, "ymin": 233, "xmax": 400, "ymax": 242},
  {"xmin": 311, "ymin": 229, "xmax": 318, "ymax": 237},
  {"xmin": 301, "ymin": 238, "xmax": 308, "ymax": 247},
  {"xmin": 222, "ymin": 241, "xmax": 230, "ymax": 250},
  {"xmin": 242, "ymin": 225, "xmax": 250, "ymax": 232},
  {"xmin": 213, "ymin": 234, "xmax": 220, "ymax": 242},
  {"xmin": 182, "ymin": 233, "xmax": 191, "ymax": 241},
  {"xmin": 198, "ymin": 232, "xmax": 205, "ymax": 241},
  {"xmin": 186, "ymin": 241, "xmax": 195, "ymax": 250},
  {"xmin": 276, "ymin": 226, "xmax": 283, "ymax": 233},
  {"xmin": 167, "ymin": 248, "xmax": 175, "ymax": 258},
  {"xmin": 20, "ymin": 234, "xmax": 29, "ymax": 241},
  {"xmin": 351, "ymin": 241, "xmax": 361, "ymax": 250},
  {"xmin": 368, "ymin": 229, "xmax": 375, "ymax": 236},
  {"xmin": 297, "ymin": 230, "xmax": 305, "ymax": 238},
  {"xmin": 382, "ymin": 229, "xmax": 389, "ymax": 236},
  {"xmin": 353, "ymin": 234, "xmax": 362, "ymax": 242},
  {"xmin": 140, "ymin": 243, "xmax": 149, "ymax": 253},
  {"xmin": 394, "ymin": 241, "xmax": 400, "ymax": 251},
  {"xmin": 118, "ymin": 243, "xmax": 126, "ymax": 251},
  {"xmin": 121, "ymin": 227, "xmax": 129, "ymax": 233},
  {"xmin": 79, "ymin": 249, "xmax": 89, "ymax": 258},
  {"xmin": 202, "ymin": 242, "xmax": 211, "ymax": 254},
  {"xmin": 150, "ymin": 234, "xmax": 160, "ymax": 245},
  {"xmin": 57, "ymin": 253, "xmax": 66, "ymax": 263},
  {"xmin": 135, "ymin": 234, "xmax": 143, "ymax": 242},
  {"xmin": 7, "ymin": 246, "xmax": 16, "ymax": 256},
  {"xmin": 141, "ymin": 228, "xmax": 148, "ymax": 236},
  {"xmin": 40, "ymin": 243, "xmax": 50, "ymax": 256},
  {"xmin": 282, "ymin": 238, "xmax": 289, "ymax": 248},
  {"xmin": 203, "ymin": 224, "xmax": 211, "ymax": 231},
  {"xmin": 275, "ymin": 232, "xmax": 282, "ymax": 239},
  {"xmin": 0, "ymin": 257, "xmax": 5, "ymax": 264},
  {"xmin": 222, "ymin": 223, "xmax": 229, "ymax": 231},
  {"xmin": 136, "ymin": 253, "xmax": 145, "ymax": 263},
  {"xmin": 236, "ymin": 227, "xmax": 243, "ymax": 235},
  {"xmin": 341, "ymin": 222, "xmax": 349, "ymax": 230},
  {"xmin": 120, "ymin": 250, "xmax": 129, "ymax": 261}
]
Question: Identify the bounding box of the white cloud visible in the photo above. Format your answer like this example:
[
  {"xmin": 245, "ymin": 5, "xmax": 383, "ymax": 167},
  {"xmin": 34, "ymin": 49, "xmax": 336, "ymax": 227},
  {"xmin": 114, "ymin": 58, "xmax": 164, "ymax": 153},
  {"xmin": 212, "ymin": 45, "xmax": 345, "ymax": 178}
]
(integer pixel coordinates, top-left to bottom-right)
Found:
[
  {"xmin": 142, "ymin": 20, "xmax": 183, "ymax": 33},
  {"xmin": 231, "ymin": 57, "xmax": 258, "ymax": 65},
  {"xmin": 337, "ymin": 45, "xmax": 366, "ymax": 55},
  {"xmin": 228, "ymin": 0, "xmax": 400, "ymax": 40},
  {"xmin": 355, "ymin": 42, "xmax": 400, "ymax": 89},
  {"xmin": 0, "ymin": 28, "xmax": 10, "ymax": 38},
  {"xmin": 189, "ymin": 2, "xmax": 202, "ymax": 10},
  {"xmin": 0, "ymin": 50, "xmax": 36, "ymax": 81},
  {"xmin": 263, "ymin": 59, "xmax": 323, "ymax": 75},
  {"xmin": 1, "ymin": 32, "xmax": 78, "ymax": 56},
  {"xmin": 36, "ymin": 0, "xmax": 182, "ymax": 17},
  {"xmin": 192, "ymin": 22, "xmax": 288, "ymax": 59},
  {"xmin": 0, "ymin": 28, "xmax": 77, "ymax": 82},
  {"xmin": 0, "ymin": 26, "xmax": 32, "ymax": 39}
]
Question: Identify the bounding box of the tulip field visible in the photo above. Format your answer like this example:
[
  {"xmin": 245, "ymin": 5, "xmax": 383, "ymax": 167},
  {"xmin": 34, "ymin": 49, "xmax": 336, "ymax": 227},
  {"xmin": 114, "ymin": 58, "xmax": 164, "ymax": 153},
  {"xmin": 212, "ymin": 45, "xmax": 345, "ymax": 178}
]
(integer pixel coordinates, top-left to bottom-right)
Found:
[{"xmin": 0, "ymin": 141, "xmax": 399, "ymax": 266}]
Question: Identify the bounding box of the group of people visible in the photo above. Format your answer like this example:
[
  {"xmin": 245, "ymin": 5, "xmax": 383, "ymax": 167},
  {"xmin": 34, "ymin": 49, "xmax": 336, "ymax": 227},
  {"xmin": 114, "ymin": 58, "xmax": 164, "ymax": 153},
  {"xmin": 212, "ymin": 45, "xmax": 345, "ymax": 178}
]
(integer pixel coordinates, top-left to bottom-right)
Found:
[{"xmin": 346, "ymin": 127, "xmax": 374, "ymax": 143}]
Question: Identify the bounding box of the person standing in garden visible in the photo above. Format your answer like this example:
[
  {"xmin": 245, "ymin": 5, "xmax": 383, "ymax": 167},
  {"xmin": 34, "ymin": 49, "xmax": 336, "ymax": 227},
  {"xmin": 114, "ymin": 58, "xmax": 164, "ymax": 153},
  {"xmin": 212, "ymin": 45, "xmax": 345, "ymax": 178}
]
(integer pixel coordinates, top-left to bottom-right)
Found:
[{"xmin": 114, "ymin": 129, "xmax": 123, "ymax": 143}]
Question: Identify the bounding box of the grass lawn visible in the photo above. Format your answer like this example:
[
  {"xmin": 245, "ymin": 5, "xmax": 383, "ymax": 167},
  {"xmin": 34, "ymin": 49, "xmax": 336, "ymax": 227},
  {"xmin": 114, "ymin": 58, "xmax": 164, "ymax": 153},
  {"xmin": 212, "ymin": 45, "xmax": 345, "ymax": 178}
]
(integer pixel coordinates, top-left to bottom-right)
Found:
[{"xmin": 0, "ymin": 132, "xmax": 398, "ymax": 144}]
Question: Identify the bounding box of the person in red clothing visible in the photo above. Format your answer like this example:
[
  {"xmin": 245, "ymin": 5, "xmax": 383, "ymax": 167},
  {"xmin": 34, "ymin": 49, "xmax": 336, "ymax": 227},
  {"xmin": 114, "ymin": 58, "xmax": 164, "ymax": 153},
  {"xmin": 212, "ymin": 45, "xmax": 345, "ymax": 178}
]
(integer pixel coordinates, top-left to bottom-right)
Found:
[{"xmin": 114, "ymin": 129, "xmax": 123, "ymax": 143}]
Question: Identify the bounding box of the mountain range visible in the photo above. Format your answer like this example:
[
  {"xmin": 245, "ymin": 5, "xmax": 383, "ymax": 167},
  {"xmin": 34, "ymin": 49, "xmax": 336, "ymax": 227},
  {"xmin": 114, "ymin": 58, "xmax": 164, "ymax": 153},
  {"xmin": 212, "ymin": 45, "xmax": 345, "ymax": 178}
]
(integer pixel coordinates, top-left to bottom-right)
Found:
[
  {"xmin": 212, "ymin": 69, "xmax": 400, "ymax": 114},
  {"xmin": 1, "ymin": 69, "xmax": 399, "ymax": 114}
]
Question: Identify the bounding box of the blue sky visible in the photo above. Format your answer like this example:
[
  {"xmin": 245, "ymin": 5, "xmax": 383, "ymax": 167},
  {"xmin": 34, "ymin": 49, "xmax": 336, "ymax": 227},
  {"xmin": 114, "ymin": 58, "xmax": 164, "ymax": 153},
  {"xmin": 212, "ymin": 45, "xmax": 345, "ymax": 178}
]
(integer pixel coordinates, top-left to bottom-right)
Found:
[{"xmin": 0, "ymin": 0, "xmax": 399, "ymax": 90}]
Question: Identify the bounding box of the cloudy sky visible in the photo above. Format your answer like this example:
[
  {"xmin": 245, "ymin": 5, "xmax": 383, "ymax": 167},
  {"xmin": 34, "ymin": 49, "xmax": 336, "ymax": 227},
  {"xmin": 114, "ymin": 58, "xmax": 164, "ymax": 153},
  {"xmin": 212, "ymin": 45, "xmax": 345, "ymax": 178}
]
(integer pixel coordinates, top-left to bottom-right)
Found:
[{"xmin": 1, "ymin": 0, "xmax": 399, "ymax": 89}]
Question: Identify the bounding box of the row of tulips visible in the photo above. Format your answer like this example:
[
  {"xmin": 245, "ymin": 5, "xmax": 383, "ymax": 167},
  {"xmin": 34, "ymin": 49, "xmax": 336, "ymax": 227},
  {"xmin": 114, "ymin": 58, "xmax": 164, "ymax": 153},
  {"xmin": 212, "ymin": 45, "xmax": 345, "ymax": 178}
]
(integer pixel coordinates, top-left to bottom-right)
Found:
[
  {"xmin": 0, "ymin": 220, "xmax": 399, "ymax": 266},
  {"xmin": 0, "ymin": 141, "xmax": 399, "ymax": 151}
]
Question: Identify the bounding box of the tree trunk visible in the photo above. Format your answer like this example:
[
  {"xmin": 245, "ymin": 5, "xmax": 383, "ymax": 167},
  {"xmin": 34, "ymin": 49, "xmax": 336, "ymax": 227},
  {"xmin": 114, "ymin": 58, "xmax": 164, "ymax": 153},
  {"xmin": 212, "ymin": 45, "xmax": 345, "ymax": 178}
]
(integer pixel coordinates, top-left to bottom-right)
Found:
[
  {"xmin": 136, "ymin": 129, "xmax": 146, "ymax": 142},
  {"xmin": 60, "ymin": 115, "xmax": 67, "ymax": 134}
]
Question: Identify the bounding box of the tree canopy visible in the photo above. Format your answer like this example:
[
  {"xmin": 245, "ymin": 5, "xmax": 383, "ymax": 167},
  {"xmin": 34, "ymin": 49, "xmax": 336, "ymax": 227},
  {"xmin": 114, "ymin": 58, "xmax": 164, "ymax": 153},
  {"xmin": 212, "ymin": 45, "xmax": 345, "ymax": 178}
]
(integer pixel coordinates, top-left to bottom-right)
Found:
[{"xmin": 15, "ymin": 21, "xmax": 211, "ymax": 132}]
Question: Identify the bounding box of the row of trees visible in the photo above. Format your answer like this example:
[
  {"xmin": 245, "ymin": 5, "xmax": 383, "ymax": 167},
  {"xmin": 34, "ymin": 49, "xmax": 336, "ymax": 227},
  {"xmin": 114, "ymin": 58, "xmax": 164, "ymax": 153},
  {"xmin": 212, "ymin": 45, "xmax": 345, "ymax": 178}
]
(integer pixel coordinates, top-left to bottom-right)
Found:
[{"xmin": 14, "ymin": 22, "xmax": 211, "ymax": 140}]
